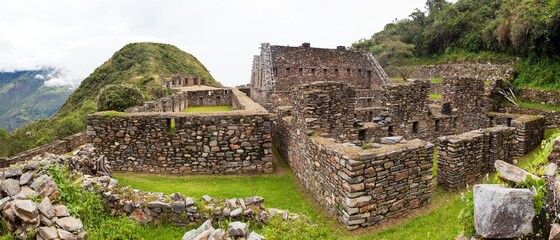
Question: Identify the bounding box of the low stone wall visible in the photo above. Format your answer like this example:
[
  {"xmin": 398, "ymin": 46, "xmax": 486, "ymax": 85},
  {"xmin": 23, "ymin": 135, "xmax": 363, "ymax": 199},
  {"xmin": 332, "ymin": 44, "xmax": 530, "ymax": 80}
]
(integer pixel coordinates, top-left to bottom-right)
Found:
[
  {"xmin": 513, "ymin": 115, "xmax": 546, "ymax": 156},
  {"xmin": 87, "ymin": 112, "xmax": 272, "ymax": 174},
  {"xmin": 518, "ymin": 88, "xmax": 560, "ymax": 105},
  {"xmin": 0, "ymin": 132, "xmax": 87, "ymax": 168},
  {"xmin": 391, "ymin": 63, "xmax": 515, "ymax": 81},
  {"xmin": 437, "ymin": 126, "xmax": 516, "ymax": 190},
  {"xmin": 504, "ymin": 106, "xmax": 560, "ymax": 126}
]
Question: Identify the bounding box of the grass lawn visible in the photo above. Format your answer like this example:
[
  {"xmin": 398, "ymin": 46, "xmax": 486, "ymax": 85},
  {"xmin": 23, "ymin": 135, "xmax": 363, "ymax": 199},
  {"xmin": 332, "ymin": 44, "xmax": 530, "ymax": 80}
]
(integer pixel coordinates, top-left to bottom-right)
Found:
[
  {"xmin": 429, "ymin": 93, "xmax": 442, "ymax": 100},
  {"xmin": 183, "ymin": 105, "xmax": 233, "ymax": 113},
  {"xmin": 516, "ymin": 101, "xmax": 560, "ymax": 112},
  {"xmin": 114, "ymin": 128, "xmax": 560, "ymax": 239}
]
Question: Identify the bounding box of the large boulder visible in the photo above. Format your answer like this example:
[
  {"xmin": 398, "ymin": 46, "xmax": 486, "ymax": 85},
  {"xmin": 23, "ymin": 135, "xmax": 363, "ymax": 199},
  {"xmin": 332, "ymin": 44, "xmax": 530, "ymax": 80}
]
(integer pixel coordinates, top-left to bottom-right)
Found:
[{"xmin": 474, "ymin": 184, "xmax": 535, "ymax": 238}]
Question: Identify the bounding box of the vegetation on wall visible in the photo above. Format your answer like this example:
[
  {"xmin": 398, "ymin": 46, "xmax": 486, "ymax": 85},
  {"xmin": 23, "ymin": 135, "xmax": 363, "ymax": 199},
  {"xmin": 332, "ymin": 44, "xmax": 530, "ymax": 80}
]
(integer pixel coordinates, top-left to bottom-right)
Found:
[{"xmin": 0, "ymin": 42, "xmax": 219, "ymax": 157}]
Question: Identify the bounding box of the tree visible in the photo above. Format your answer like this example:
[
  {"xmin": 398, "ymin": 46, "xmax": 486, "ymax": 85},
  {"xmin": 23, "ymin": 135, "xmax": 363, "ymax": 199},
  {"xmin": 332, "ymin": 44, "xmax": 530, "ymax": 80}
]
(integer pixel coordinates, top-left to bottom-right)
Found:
[{"xmin": 97, "ymin": 84, "xmax": 145, "ymax": 112}]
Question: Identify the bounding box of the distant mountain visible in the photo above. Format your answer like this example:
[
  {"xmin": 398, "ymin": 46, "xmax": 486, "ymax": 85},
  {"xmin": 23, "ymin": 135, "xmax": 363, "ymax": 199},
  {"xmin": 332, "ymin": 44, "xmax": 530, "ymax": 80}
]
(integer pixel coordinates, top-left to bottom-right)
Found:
[
  {"xmin": 0, "ymin": 42, "xmax": 218, "ymax": 157},
  {"xmin": 0, "ymin": 68, "xmax": 73, "ymax": 131}
]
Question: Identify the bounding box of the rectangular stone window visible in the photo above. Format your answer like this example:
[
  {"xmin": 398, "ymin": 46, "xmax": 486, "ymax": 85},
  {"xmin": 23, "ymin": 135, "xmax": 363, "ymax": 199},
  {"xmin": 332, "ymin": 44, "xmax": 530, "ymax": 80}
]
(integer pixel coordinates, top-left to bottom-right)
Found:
[
  {"xmin": 299, "ymin": 68, "xmax": 303, "ymax": 75},
  {"xmin": 367, "ymin": 70, "xmax": 372, "ymax": 79},
  {"xmin": 358, "ymin": 69, "xmax": 362, "ymax": 74},
  {"xmin": 167, "ymin": 118, "xmax": 175, "ymax": 134},
  {"xmin": 358, "ymin": 130, "xmax": 366, "ymax": 141},
  {"xmin": 311, "ymin": 68, "xmax": 316, "ymax": 75},
  {"xmin": 506, "ymin": 118, "xmax": 513, "ymax": 127},
  {"xmin": 346, "ymin": 68, "xmax": 351, "ymax": 76},
  {"xmin": 323, "ymin": 69, "xmax": 327, "ymax": 74},
  {"xmin": 412, "ymin": 121, "xmax": 419, "ymax": 133},
  {"xmin": 273, "ymin": 67, "xmax": 278, "ymax": 77},
  {"xmin": 335, "ymin": 69, "xmax": 339, "ymax": 76},
  {"xmin": 435, "ymin": 119, "xmax": 441, "ymax": 131},
  {"xmin": 388, "ymin": 126, "xmax": 394, "ymax": 136},
  {"xmin": 286, "ymin": 68, "xmax": 290, "ymax": 75}
]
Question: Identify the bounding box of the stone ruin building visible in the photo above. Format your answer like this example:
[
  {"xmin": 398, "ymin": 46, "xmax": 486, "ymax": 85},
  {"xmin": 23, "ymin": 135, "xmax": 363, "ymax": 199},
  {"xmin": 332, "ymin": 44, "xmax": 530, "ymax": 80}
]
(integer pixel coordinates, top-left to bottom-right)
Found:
[
  {"xmin": 64, "ymin": 42, "xmax": 547, "ymax": 231},
  {"xmin": 246, "ymin": 42, "xmax": 546, "ymax": 229},
  {"xmin": 87, "ymin": 83, "xmax": 273, "ymax": 175}
]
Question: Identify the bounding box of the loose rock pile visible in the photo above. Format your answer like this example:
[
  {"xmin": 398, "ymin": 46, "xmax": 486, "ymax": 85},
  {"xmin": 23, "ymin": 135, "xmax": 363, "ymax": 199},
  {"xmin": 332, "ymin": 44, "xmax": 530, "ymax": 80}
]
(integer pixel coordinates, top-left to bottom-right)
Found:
[
  {"xmin": 0, "ymin": 144, "xmax": 308, "ymax": 239},
  {"xmin": 181, "ymin": 219, "xmax": 265, "ymax": 240},
  {"xmin": 0, "ymin": 161, "xmax": 86, "ymax": 239}
]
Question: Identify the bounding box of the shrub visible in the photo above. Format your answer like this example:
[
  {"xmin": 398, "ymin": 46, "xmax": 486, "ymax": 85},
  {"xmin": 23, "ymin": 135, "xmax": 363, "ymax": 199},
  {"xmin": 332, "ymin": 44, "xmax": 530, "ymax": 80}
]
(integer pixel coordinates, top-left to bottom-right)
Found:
[{"xmin": 97, "ymin": 84, "xmax": 145, "ymax": 112}]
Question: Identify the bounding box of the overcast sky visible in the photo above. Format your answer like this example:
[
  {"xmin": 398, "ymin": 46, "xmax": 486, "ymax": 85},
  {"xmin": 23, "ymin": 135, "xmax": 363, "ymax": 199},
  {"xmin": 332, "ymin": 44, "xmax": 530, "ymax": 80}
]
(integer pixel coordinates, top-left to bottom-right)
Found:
[{"xmin": 0, "ymin": 0, "xmax": 427, "ymax": 87}]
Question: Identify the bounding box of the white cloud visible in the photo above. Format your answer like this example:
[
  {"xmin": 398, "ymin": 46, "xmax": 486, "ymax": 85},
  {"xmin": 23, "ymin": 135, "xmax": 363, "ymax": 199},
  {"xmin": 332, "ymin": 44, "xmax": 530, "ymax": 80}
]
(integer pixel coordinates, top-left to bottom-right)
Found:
[
  {"xmin": 0, "ymin": 0, "xmax": 427, "ymax": 87},
  {"xmin": 34, "ymin": 74, "xmax": 45, "ymax": 79},
  {"xmin": 43, "ymin": 68, "xmax": 81, "ymax": 89}
]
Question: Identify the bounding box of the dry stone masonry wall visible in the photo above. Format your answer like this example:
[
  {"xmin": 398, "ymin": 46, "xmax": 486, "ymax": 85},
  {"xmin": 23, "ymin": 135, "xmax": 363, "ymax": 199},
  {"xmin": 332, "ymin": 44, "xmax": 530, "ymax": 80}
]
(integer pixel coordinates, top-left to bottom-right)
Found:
[
  {"xmin": 442, "ymin": 77, "xmax": 490, "ymax": 133},
  {"xmin": 291, "ymin": 82, "xmax": 357, "ymax": 141},
  {"xmin": 437, "ymin": 126, "xmax": 516, "ymax": 190},
  {"xmin": 518, "ymin": 88, "xmax": 560, "ymax": 105},
  {"xmin": 392, "ymin": 63, "xmax": 515, "ymax": 81},
  {"xmin": 89, "ymin": 87, "xmax": 272, "ymax": 175},
  {"xmin": 87, "ymin": 112, "xmax": 272, "ymax": 174},
  {"xmin": 0, "ymin": 132, "xmax": 88, "ymax": 168}
]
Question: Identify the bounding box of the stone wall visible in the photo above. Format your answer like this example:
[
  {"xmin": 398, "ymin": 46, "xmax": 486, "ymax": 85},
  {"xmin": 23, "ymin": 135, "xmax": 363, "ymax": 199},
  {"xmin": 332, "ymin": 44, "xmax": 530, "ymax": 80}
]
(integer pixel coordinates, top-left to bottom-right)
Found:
[
  {"xmin": 0, "ymin": 132, "xmax": 88, "ymax": 168},
  {"xmin": 291, "ymin": 82, "xmax": 357, "ymax": 141},
  {"xmin": 273, "ymin": 113, "xmax": 433, "ymax": 229},
  {"xmin": 249, "ymin": 42, "xmax": 390, "ymax": 109},
  {"xmin": 355, "ymin": 89, "xmax": 385, "ymax": 108},
  {"xmin": 512, "ymin": 115, "xmax": 546, "ymax": 156},
  {"xmin": 442, "ymin": 78, "xmax": 490, "ymax": 133},
  {"xmin": 127, "ymin": 88, "xmax": 238, "ymax": 113},
  {"xmin": 518, "ymin": 88, "xmax": 560, "ymax": 105},
  {"xmin": 383, "ymin": 80, "xmax": 436, "ymax": 139},
  {"xmin": 161, "ymin": 74, "xmax": 208, "ymax": 88},
  {"xmin": 430, "ymin": 82, "xmax": 443, "ymax": 94},
  {"xmin": 270, "ymin": 44, "xmax": 387, "ymax": 91},
  {"xmin": 392, "ymin": 63, "xmax": 515, "ymax": 81},
  {"xmin": 437, "ymin": 126, "xmax": 516, "ymax": 190},
  {"xmin": 504, "ymin": 106, "xmax": 560, "ymax": 126},
  {"xmin": 184, "ymin": 89, "xmax": 233, "ymax": 107},
  {"xmin": 87, "ymin": 112, "xmax": 272, "ymax": 174}
]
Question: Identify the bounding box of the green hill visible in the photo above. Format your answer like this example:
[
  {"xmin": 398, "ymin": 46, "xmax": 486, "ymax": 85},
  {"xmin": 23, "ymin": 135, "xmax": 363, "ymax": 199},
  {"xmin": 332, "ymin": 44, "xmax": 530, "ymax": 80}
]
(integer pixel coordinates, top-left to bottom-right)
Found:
[
  {"xmin": 0, "ymin": 42, "xmax": 218, "ymax": 157},
  {"xmin": 0, "ymin": 69, "xmax": 72, "ymax": 131}
]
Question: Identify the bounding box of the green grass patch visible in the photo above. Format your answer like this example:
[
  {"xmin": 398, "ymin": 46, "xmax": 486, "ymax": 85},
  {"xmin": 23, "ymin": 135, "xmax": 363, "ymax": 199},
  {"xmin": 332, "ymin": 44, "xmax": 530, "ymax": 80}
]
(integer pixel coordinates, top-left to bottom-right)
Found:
[
  {"xmin": 389, "ymin": 77, "xmax": 405, "ymax": 82},
  {"xmin": 516, "ymin": 101, "xmax": 560, "ymax": 112},
  {"xmin": 430, "ymin": 78, "xmax": 443, "ymax": 83},
  {"xmin": 183, "ymin": 105, "xmax": 233, "ymax": 113},
  {"xmin": 98, "ymin": 111, "xmax": 128, "ymax": 118},
  {"xmin": 429, "ymin": 94, "xmax": 442, "ymax": 100}
]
